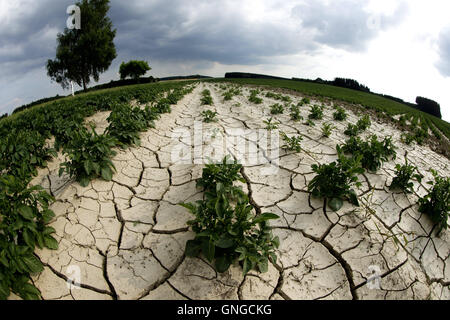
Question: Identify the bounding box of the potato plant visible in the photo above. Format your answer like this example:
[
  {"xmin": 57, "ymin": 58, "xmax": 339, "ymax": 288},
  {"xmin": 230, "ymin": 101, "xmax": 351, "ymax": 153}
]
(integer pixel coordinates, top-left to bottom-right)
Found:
[
  {"xmin": 344, "ymin": 124, "xmax": 359, "ymax": 137},
  {"xmin": 308, "ymin": 105, "xmax": 324, "ymax": 120},
  {"xmin": 0, "ymin": 174, "xmax": 58, "ymax": 300},
  {"xmin": 180, "ymin": 156, "xmax": 280, "ymax": 275},
  {"xmin": 290, "ymin": 104, "xmax": 303, "ymax": 121},
  {"xmin": 201, "ymin": 110, "xmax": 218, "ymax": 123},
  {"xmin": 308, "ymin": 147, "xmax": 364, "ymax": 211},
  {"xmin": 389, "ymin": 160, "xmax": 423, "ymax": 193},
  {"xmin": 0, "ymin": 130, "xmax": 56, "ymax": 179},
  {"xmin": 249, "ymin": 90, "xmax": 263, "ymax": 104},
  {"xmin": 281, "ymin": 132, "xmax": 303, "ymax": 152},
  {"xmin": 201, "ymin": 89, "xmax": 213, "ymax": 105},
  {"xmin": 264, "ymin": 117, "xmax": 279, "ymax": 131},
  {"xmin": 418, "ymin": 170, "xmax": 449, "ymax": 234},
  {"xmin": 270, "ymin": 103, "xmax": 284, "ymax": 115},
  {"xmin": 322, "ymin": 123, "xmax": 334, "ymax": 138},
  {"xmin": 60, "ymin": 125, "xmax": 118, "ymax": 187},
  {"xmin": 333, "ymin": 107, "xmax": 348, "ymax": 121},
  {"xmin": 342, "ymin": 135, "xmax": 397, "ymax": 172},
  {"xmin": 106, "ymin": 103, "xmax": 156, "ymax": 147}
]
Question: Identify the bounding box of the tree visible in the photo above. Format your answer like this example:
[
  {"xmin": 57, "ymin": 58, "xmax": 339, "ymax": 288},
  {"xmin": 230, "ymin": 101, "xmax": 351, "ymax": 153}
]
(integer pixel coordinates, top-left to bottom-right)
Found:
[
  {"xmin": 416, "ymin": 96, "xmax": 442, "ymax": 119},
  {"xmin": 119, "ymin": 60, "xmax": 151, "ymax": 80},
  {"xmin": 47, "ymin": 0, "xmax": 116, "ymax": 91}
]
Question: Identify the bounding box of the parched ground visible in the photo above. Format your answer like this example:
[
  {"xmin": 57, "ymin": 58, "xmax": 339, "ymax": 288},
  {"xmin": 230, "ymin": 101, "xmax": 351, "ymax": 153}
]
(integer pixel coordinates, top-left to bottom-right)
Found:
[{"xmin": 12, "ymin": 82, "xmax": 449, "ymax": 300}]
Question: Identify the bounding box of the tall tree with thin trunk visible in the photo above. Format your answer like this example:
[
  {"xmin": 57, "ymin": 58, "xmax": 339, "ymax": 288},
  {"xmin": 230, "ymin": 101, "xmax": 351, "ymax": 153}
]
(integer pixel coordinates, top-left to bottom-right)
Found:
[{"xmin": 47, "ymin": 0, "xmax": 116, "ymax": 91}]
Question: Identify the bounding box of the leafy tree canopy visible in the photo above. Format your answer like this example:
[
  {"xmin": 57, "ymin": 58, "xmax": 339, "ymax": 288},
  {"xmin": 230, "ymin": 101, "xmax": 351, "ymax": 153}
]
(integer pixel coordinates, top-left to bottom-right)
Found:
[
  {"xmin": 47, "ymin": 0, "xmax": 116, "ymax": 91},
  {"xmin": 119, "ymin": 60, "xmax": 151, "ymax": 80}
]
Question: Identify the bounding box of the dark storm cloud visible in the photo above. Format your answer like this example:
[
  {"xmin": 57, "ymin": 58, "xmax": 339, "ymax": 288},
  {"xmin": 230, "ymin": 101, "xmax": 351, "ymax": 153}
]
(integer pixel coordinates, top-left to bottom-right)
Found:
[
  {"xmin": 291, "ymin": 0, "xmax": 408, "ymax": 51},
  {"xmin": 0, "ymin": 1, "xmax": 72, "ymax": 77},
  {"xmin": 436, "ymin": 27, "xmax": 450, "ymax": 77},
  {"xmin": 109, "ymin": 0, "xmax": 311, "ymax": 65}
]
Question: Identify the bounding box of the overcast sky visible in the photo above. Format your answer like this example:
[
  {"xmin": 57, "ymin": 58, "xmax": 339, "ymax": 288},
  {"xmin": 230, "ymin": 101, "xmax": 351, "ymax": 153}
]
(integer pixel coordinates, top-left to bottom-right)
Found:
[{"xmin": 1, "ymin": 0, "xmax": 450, "ymax": 121}]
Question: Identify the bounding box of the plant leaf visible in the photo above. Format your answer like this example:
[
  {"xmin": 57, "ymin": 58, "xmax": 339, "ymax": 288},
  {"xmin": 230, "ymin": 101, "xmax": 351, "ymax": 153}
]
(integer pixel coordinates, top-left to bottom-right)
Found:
[
  {"xmin": 18, "ymin": 205, "xmax": 34, "ymax": 220},
  {"xmin": 215, "ymin": 256, "xmax": 231, "ymax": 273},
  {"xmin": 185, "ymin": 240, "xmax": 201, "ymax": 257},
  {"xmin": 328, "ymin": 198, "xmax": 343, "ymax": 212},
  {"xmin": 201, "ymin": 238, "xmax": 215, "ymax": 262}
]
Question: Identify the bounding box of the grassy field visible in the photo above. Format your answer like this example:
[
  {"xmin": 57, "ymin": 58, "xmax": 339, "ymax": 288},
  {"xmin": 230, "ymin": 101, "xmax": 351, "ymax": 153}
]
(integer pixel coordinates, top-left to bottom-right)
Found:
[{"xmin": 212, "ymin": 78, "xmax": 450, "ymax": 141}]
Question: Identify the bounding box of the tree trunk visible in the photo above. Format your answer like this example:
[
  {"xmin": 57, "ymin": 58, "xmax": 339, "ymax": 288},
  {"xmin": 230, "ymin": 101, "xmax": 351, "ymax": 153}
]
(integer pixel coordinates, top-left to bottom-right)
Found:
[{"xmin": 82, "ymin": 77, "xmax": 87, "ymax": 91}]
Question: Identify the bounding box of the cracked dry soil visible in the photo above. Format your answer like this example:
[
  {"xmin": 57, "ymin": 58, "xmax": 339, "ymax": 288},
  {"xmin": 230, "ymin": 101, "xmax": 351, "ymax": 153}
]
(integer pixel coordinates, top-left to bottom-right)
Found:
[{"xmin": 9, "ymin": 82, "xmax": 449, "ymax": 300}]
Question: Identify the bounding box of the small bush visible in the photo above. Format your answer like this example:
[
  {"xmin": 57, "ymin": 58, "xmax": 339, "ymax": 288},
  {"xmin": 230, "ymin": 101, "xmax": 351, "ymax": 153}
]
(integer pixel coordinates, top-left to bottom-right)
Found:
[
  {"xmin": 304, "ymin": 119, "xmax": 315, "ymax": 127},
  {"xmin": 264, "ymin": 117, "xmax": 279, "ymax": 131},
  {"xmin": 344, "ymin": 124, "xmax": 359, "ymax": 137}
]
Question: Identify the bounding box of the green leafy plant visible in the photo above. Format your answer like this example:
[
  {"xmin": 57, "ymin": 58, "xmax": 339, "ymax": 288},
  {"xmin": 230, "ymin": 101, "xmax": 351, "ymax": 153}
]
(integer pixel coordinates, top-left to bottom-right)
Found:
[
  {"xmin": 342, "ymin": 135, "xmax": 397, "ymax": 172},
  {"xmin": 308, "ymin": 147, "xmax": 364, "ymax": 211},
  {"xmin": 154, "ymin": 98, "xmax": 172, "ymax": 113},
  {"xmin": 300, "ymin": 97, "xmax": 310, "ymax": 105},
  {"xmin": 106, "ymin": 103, "xmax": 155, "ymax": 147},
  {"xmin": 357, "ymin": 115, "xmax": 371, "ymax": 131},
  {"xmin": 0, "ymin": 130, "xmax": 56, "ymax": 179},
  {"xmin": 222, "ymin": 88, "xmax": 241, "ymax": 101},
  {"xmin": 201, "ymin": 90, "xmax": 213, "ymax": 105},
  {"xmin": 308, "ymin": 105, "xmax": 324, "ymax": 120},
  {"xmin": 264, "ymin": 117, "xmax": 279, "ymax": 131},
  {"xmin": 201, "ymin": 110, "xmax": 218, "ymax": 123},
  {"xmin": 333, "ymin": 107, "xmax": 348, "ymax": 121},
  {"xmin": 389, "ymin": 160, "xmax": 423, "ymax": 193},
  {"xmin": 60, "ymin": 125, "xmax": 117, "ymax": 187},
  {"xmin": 249, "ymin": 90, "xmax": 263, "ymax": 104},
  {"xmin": 290, "ymin": 104, "xmax": 303, "ymax": 121},
  {"xmin": 344, "ymin": 124, "xmax": 359, "ymax": 137},
  {"xmin": 304, "ymin": 119, "xmax": 316, "ymax": 127},
  {"xmin": 418, "ymin": 170, "xmax": 449, "ymax": 234},
  {"xmin": 322, "ymin": 123, "xmax": 334, "ymax": 138},
  {"xmin": 270, "ymin": 103, "xmax": 284, "ymax": 115},
  {"xmin": 0, "ymin": 174, "xmax": 58, "ymax": 300},
  {"xmin": 180, "ymin": 157, "xmax": 280, "ymax": 275},
  {"xmin": 281, "ymin": 132, "xmax": 303, "ymax": 152}
]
